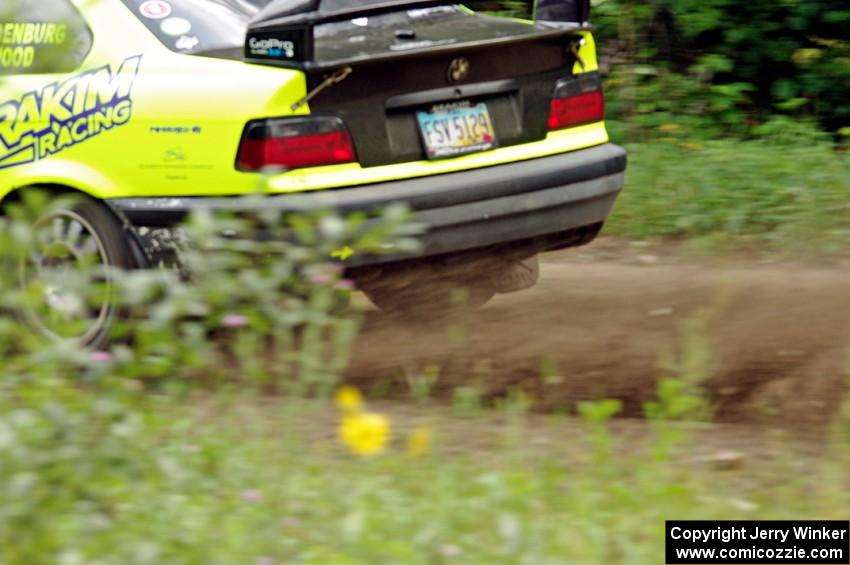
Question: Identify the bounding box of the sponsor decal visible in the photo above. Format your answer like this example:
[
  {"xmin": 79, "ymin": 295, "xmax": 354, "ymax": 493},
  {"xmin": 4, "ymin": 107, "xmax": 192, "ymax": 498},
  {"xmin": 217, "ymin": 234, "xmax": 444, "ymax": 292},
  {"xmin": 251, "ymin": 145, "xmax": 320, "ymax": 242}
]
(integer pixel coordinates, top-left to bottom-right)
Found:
[
  {"xmin": 0, "ymin": 56, "xmax": 142, "ymax": 170},
  {"xmin": 149, "ymin": 125, "xmax": 202, "ymax": 135},
  {"xmin": 163, "ymin": 146, "xmax": 186, "ymax": 162},
  {"xmin": 174, "ymin": 35, "xmax": 199, "ymax": 51},
  {"xmin": 139, "ymin": 0, "xmax": 172, "ymax": 20},
  {"xmin": 248, "ymin": 36, "xmax": 296, "ymax": 59},
  {"xmin": 0, "ymin": 22, "xmax": 68, "ymax": 70},
  {"xmin": 160, "ymin": 17, "xmax": 191, "ymax": 37}
]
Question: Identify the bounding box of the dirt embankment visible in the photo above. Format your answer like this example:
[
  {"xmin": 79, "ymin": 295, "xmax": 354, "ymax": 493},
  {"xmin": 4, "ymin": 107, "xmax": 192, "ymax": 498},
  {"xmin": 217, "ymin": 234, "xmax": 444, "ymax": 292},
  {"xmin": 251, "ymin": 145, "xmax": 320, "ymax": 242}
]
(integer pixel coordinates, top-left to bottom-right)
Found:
[{"xmin": 348, "ymin": 240, "xmax": 850, "ymax": 429}]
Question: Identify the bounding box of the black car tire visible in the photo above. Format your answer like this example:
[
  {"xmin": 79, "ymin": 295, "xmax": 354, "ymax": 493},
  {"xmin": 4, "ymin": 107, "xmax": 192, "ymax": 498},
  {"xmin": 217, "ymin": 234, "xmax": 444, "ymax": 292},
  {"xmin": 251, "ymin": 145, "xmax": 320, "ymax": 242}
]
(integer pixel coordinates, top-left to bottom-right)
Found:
[
  {"xmin": 14, "ymin": 193, "xmax": 135, "ymax": 350},
  {"xmin": 363, "ymin": 280, "xmax": 495, "ymax": 316}
]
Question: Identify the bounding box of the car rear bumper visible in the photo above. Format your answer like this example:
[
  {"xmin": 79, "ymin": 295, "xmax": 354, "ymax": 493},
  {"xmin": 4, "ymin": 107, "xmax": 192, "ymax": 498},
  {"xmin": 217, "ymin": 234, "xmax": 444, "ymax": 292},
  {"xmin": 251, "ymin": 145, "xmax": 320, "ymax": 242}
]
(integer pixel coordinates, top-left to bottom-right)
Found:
[{"xmin": 108, "ymin": 142, "xmax": 626, "ymax": 266}]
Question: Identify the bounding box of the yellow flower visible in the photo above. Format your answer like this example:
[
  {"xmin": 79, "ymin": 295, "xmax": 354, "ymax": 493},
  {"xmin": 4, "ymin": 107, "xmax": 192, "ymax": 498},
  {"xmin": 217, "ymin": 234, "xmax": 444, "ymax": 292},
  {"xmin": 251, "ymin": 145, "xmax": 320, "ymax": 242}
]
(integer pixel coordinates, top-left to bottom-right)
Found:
[
  {"xmin": 339, "ymin": 412, "xmax": 390, "ymax": 457},
  {"xmin": 407, "ymin": 425, "xmax": 433, "ymax": 457},
  {"xmin": 679, "ymin": 142, "xmax": 705, "ymax": 151},
  {"xmin": 335, "ymin": 386, "xmax": 364, "ymax": 413},
  {"xmin": 659, "ymin": 123, "xmax": 681, "ymax": 133}
]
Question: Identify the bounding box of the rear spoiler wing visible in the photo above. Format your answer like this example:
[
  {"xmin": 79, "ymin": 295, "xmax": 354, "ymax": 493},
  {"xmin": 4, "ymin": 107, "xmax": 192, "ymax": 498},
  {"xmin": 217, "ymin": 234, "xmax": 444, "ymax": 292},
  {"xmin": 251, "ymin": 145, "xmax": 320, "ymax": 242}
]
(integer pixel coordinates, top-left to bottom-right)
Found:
[
  {"xmin": 535, "ymin": 0, "xmax": 591, "ymax": 27},
  {"xmin": 245, "ymin": 0, "xmax": 591, "ymax": 71}
]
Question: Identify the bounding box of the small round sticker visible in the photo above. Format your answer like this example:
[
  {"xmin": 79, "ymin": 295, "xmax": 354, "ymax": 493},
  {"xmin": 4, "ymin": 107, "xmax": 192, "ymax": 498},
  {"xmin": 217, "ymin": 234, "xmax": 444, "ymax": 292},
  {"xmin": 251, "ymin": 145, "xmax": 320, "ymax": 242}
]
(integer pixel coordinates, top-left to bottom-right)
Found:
[
  {"xmin": 160, "ymin": 16, "xmax": 192, "ymax": 36},
  {"xmin": 139, "ymin": 0, "xmax": 172, "ymax": 20}
]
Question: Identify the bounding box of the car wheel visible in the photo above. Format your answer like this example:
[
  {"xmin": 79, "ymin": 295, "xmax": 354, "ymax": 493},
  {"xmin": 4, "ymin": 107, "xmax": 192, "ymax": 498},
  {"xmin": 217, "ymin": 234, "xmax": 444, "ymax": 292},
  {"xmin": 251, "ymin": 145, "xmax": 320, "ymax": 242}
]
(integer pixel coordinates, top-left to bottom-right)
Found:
[{"xmin": 17, "ymin": 195, "xmax": 135, "ymax": 349}]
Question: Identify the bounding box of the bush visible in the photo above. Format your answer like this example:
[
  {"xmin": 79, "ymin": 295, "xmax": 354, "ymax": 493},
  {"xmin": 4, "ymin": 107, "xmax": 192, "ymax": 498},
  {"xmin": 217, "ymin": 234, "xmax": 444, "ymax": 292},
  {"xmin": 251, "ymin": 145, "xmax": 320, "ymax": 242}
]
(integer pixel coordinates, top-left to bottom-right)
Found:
[
  {"xmin": 474, "ymin": 0, "xmax": 850, "ymax": 137},
  {"xmin": 595, "ymin": 0, "xmax": 850, "ymax": 138},
  {"xmin": 0, "ymin": 199, "xmax": 417, "ymax": 561}
]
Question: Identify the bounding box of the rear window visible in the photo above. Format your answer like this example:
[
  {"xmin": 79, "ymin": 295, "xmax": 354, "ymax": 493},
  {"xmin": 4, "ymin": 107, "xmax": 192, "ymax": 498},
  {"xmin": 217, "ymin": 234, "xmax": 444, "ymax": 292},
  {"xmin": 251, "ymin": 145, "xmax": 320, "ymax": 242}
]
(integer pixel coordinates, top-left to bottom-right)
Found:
[{"xmin": 120, "ymin": 0, "xmax": 271, "ymax": 53}]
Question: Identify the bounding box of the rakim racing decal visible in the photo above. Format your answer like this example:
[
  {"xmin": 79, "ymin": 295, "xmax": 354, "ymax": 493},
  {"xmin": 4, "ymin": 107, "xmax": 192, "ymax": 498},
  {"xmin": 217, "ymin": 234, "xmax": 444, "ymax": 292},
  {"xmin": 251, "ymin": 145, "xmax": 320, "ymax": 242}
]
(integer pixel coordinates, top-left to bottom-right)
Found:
[{"xmin": 0, "ymin": 55, "xmax": 142, "ymax": 170}]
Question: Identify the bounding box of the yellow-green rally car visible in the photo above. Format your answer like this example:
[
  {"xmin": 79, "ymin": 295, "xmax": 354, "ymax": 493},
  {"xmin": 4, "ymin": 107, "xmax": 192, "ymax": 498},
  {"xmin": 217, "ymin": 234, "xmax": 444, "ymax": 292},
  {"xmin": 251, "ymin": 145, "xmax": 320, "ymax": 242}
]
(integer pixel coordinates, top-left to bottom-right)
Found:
[{"xmin": 0, "ymin": 0, "xmax": 626, "ymax": 346}]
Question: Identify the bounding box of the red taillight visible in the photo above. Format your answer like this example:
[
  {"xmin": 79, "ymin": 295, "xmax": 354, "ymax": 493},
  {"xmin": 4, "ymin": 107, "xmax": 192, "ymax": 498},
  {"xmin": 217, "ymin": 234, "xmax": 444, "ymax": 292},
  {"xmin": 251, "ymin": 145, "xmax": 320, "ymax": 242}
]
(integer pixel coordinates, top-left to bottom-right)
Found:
[
  {"xmin": 236, "ymin": 116, "xmax": 356, "ymax": 172},
  {"xmin": 547, "ymin": 74, "xmax": 605, "ymax": 131},
  {"xmin": 548, "ymin": 91, "xmax": 605, "ymax": 131}
]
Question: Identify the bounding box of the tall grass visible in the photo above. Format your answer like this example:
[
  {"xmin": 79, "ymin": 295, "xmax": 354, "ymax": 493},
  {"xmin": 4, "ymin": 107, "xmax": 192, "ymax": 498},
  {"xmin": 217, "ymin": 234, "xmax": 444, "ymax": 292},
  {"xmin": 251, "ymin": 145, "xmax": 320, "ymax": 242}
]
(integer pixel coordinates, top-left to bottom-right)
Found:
[{"xmin": 606, "ymin": 137, "xmax": 850, "ymax": 254}]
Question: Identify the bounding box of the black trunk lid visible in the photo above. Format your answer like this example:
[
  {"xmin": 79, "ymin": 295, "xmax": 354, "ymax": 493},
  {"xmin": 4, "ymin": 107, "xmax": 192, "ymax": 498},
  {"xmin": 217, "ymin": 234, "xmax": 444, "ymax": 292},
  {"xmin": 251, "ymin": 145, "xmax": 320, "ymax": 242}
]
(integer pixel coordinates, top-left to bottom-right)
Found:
[
  {"xmin": 248, "ymin": 3, "xmax": 586, "ymax": 167},
  {"xmin": 306, "ymin": 8, "xmax": 580, "ymax": 167}
]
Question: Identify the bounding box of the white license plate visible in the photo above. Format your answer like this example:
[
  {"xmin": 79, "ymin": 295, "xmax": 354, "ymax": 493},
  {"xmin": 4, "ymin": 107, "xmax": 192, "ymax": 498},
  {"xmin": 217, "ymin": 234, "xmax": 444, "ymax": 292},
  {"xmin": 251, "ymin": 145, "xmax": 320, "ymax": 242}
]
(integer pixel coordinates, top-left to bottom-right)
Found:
[{"xmin": 416, "ymin": 103, "xmax": 497, "ymax": 159}]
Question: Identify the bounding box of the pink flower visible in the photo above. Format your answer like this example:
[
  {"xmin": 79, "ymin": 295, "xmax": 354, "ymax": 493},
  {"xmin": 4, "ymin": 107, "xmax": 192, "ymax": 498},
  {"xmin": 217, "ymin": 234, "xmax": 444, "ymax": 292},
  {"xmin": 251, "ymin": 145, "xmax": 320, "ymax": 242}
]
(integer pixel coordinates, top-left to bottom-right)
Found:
[
  {"xmin": 335, "ymin": 279, "xmax": 355, "ymax": 291},
  {"xmin": 308, "ymin": 272, "xmax": 332, "ymax": 285},
  {"xmin": 90, "ymin": 351, "xmax": 113, "ymax": 363},
  {"xmin": 257, "ymin": 557, "xmax": 275, "ymax": 565},
  {"xmin": 240, "ymin": 489, "xmax": 263, "ymax": 503},
  {"xmin": 308, "ymin": 264, "xmax": 344, "ymax": 286},
  {"xmin": 222, "ymin": 314, "xmax": 249, "ymax": 329}
]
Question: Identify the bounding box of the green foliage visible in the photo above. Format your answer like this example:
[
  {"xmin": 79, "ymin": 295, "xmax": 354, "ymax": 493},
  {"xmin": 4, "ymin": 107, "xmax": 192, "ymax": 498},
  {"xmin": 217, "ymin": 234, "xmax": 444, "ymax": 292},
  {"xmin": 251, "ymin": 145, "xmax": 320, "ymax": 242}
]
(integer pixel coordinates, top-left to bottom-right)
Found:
[
  {"xmin": 469, "ymin": 0, "xmax": 532, "ymax": 19},
  {"xmin": 598, "ymin": 0, "xmax": 850, "ymax": 136},
  {"xmin": 605, "ymin": 138, "xmax": 850, "ymax": 253},
  {"xmin": 0, "ymin": 201, "xmax": 418, "ymax": 561},
  {"xmin": 647, "ymin": 314, "xmax": 713, "ymax": 422},
  {"xmin": 1, "ymin": 200, "xmax": 850, "ymax": 562},
  {"xmin": 5, "ymin": 396, "xmax": 848, "ymax": 563},
  {"xmin": 645, "ymin": 378, "xmax": 708, "ymax": 423},
  {"xmin": 577, "ymin": 399, "xmax": 622, "ymax": 424},
  {"xmin": 478, "ymin": 0, "xmax": 850, "ymax": 137}
]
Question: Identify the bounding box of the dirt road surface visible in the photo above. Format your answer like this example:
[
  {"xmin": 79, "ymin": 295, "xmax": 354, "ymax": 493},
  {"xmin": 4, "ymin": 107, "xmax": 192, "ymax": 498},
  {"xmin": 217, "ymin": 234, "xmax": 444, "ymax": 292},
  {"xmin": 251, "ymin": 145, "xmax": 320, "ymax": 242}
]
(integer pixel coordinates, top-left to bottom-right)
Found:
[{"xmin": 348, "ymin": 240, "xmax": 850, "ymax": 430}]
